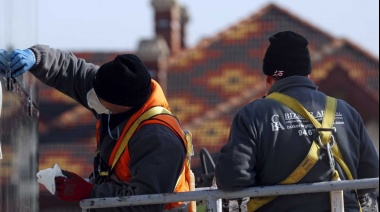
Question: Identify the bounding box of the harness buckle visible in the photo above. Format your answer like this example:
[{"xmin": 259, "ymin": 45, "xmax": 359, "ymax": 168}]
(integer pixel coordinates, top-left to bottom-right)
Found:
[
  {"xmin": 316, "ymin": 133, "xmax": 335, "ymax": 149},
  {"xmin": 316, "ymin": 127, "xmax": 336, "ymax": 133},
  {"xmin": 326, "ymin": 142, "xmax": 336, "ymax": 172}
]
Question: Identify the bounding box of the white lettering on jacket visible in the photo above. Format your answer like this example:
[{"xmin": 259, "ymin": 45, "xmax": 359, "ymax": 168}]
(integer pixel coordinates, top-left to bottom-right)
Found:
[{"xmin": 271, "ymin": 114, "xmax": 285, "ymax": 131}]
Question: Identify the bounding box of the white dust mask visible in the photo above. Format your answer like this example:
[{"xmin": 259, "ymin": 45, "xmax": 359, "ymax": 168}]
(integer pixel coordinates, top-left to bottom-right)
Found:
[{"xmin": 87, "ymin": 88, "xmax": 110, "ymax": 114}]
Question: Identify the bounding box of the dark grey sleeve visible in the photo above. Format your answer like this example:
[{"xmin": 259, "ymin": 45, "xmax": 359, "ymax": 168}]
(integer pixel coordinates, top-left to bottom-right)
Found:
[
  {"xmin": 29, "ymin": 44, "xmax": 98, "ymax": 108},
  {"xmin": 356, "ymin": 116, "xmax": 379, "ymax": 180},
  {"xmin": 91, "ymin": 125, "xmax": 186, "ymax": 211},
  {"xmin": 356, "ymin": 112, "xmax": 379, "ymax": 198},
  {"xmin": 215, "ymin": 110, "xmax": 257, "ymax": 191}
]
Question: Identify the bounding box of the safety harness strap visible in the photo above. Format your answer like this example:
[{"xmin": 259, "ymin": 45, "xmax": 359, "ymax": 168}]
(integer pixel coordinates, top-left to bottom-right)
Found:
[
  {"xmin": 266, "ymin": 93, "xmax": 352, "ymax": 179},
  {"xmin": 111, "ymin": 106, "xmax": 172, "ymax": 170},
  {"xmin": 97, "ymin": 107, "xmax": 174, "ymax": 178},
  {"xmin": 247, "ymin": 92, "xmax": 354, "ymax": 212},
  {"xmin": 109, "ymin": 106, "xmax": 196, "ymax": 212}
]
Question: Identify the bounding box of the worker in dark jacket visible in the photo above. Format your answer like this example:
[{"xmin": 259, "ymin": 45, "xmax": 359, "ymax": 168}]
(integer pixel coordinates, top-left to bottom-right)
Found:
[
  {"xmin": 0, "ymin": 46, "xmax": 192, "ymax": 212},
  {"xmin": 215, "ymin": 31, "xmax": 379, "ymax": 212}
]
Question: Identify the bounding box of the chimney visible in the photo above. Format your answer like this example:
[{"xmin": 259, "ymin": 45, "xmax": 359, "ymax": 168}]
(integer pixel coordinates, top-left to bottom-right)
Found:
[
  {"xmin": 137, "ymin": 37, "xmax": 170, "ymax": 93},
  {"xmin": 151, "ymin": 0, "xmax": 182, "ymax": 55},
  {"xmin": 180, "ymin": 6, "xmax": 189, "ymax": 49}
]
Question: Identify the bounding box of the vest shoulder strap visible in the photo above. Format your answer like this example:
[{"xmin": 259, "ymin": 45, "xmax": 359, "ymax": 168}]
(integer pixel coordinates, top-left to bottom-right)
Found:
[{"xmin": 111, "ymin": 106, "xmax": 172, "ymax": 170}]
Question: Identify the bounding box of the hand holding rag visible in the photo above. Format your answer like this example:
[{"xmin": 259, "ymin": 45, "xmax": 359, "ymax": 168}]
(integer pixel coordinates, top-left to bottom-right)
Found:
[
  {"xmin": 36, "ymin": 164, "xmax": 65, "ymax": 195},
  {"xmin": 55, "ymin": 170, "xmax": 94, "ymax": 202}
]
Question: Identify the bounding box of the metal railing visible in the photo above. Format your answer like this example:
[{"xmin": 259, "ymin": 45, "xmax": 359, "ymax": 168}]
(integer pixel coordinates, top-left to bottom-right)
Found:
[{"xmin": 80, "ymin": 178, "xmax": 379, "ymax": 211}]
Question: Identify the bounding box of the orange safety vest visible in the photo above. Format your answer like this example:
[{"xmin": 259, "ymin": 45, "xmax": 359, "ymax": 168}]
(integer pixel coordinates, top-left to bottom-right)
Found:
[{"xmin": 95, "ymin": 80, "xmax": 192, "ymax": 210}]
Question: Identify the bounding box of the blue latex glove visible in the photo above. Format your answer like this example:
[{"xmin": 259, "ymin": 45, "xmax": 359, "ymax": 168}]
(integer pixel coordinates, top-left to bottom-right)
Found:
[
  {"xmin": 0, "ymin": 49, "xmax": 9, "ymax": 76},
  {"xmin": 10, "ymin": 49, "xmax": 36, "ymax": 77}
]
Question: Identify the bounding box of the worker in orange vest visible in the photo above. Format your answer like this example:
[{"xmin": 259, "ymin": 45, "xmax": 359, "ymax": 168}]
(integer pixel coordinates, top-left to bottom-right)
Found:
[{"xmin": 1, "ymin": 46, "xmax": 194, "ymax": 212}]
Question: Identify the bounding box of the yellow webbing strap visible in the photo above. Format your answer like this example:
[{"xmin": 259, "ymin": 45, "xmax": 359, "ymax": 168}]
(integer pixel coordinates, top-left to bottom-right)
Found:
[
  {"xmin": 268, "ymin": 93, "xmax": 336, "ymax": 143},
  {"xmin": 111, "ymin": 106, "xmax": 172, "ymax": 170},
  {"xmin": 110, "ymin": 107, "xmax": 196, "ymax": 200},
  {"xmin": 247, "ymin": 141, "xmax": 321, "ymax": 210},
  {"xmin": 267, "ymin": 93, "xmax": 353, "ymax": 180},
  {"xmin": 247, "ymin": 92, "xmax": 347, "ymax": 211}
]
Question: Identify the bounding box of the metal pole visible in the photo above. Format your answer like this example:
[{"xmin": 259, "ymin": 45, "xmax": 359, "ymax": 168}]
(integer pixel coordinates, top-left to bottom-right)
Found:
[
  {"xmin": 80, "ymin": 178, "xmax": 379, "ymax": 210},
  {"xmin": 206, "ymin": 196, "xmax": 218, "ymax": 212}
]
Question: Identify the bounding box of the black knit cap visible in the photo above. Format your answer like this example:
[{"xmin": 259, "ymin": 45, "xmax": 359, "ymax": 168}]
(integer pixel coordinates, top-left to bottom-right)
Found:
[
  {"xmin": 263, "ymin": 31, "xmax": 312, "ymax": 77},
  {"xmin": 93, "ymin": 54, "xmax": 152, "ymax": 107}
]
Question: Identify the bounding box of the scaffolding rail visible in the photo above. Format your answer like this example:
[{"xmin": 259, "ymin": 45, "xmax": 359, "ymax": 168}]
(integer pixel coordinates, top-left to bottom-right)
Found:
[{"xmin": 80, "ymin": 178, "xmax": 379, "ymax": 211}]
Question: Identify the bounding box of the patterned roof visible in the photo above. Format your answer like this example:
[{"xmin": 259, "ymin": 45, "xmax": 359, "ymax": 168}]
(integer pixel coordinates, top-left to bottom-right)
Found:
[
  {"xmin": 166, "ymin": 3, "xmax": 379, "ymax": 157},
  {"xmin": 35, "ymin": 3, "xmax": 378, "ymax": 181}
]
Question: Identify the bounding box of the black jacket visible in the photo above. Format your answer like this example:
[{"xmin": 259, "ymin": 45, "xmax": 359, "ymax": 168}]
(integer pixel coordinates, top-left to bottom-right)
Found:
[{"xmin": 215, "ymin": 76, "xmax": 379, "ymax": 211}]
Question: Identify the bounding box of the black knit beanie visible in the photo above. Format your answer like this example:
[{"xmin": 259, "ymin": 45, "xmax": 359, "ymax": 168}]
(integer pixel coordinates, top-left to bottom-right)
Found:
[
  {"xmin": 263, "ymin": 31, "xmax": 312, "ymax": 77},
  {"xmin": 93, "ymin": 54, "xmax": 152, "ymax": 107}
]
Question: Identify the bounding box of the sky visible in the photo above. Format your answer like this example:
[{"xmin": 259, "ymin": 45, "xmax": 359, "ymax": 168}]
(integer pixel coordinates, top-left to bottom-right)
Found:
[{"xmin": 1, "ymin": 0, "xmax": 379, "ymax": 58}]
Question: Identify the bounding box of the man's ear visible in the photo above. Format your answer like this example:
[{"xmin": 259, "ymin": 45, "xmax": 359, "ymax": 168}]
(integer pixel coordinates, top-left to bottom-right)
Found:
[
  {"xmin": 266, "ymin": 75, "xmax": 275, "ymax": 85},
  {"xmin": 265, "ymin": 75, "xmax": 270, "ymax": 84},
  {"xmin": 265, "ymin": 75, "xmax": 274, "ymax": 95}
]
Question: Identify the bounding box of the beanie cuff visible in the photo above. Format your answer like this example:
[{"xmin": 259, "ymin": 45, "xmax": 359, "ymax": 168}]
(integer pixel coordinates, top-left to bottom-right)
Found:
[{"xmin": 263, "ymin": 60, "xmax": 311, "ymax": 77}]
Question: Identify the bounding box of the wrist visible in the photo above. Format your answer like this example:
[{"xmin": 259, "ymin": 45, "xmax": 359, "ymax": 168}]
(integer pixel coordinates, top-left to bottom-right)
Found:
[
  {"xmin": 82, "ymin": 182, "xmax": 94, "ymax": 199},
  {"xmin": 27, "ymin": 47, "xmax": 38, "ymax": 70}
]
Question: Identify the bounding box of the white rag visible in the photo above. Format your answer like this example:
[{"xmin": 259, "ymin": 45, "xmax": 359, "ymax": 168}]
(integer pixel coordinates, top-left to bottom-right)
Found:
[{"xmin": 36, "ymin": 164, "xmax": 66, "ymax": 195}]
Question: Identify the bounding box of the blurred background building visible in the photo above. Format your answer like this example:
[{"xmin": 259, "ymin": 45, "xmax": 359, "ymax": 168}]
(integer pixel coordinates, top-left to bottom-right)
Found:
[{"xmin": 0, "ymin": 0, "xmax": 378, "ymax": 211}]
